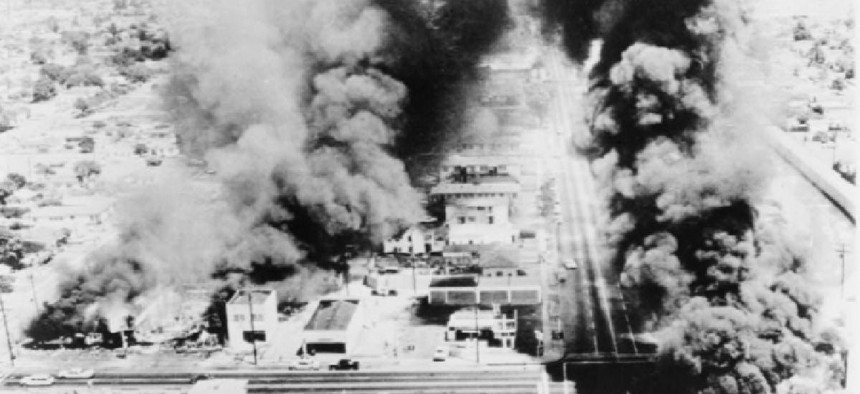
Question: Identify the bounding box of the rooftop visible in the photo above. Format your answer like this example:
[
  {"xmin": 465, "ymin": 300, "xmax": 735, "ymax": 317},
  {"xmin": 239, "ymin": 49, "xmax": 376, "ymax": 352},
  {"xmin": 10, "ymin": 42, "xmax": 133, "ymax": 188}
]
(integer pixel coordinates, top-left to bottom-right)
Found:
[
  {"xmin": 443, "ymin": 155, "xmax": 520, "ymax": 167},
  {"xmin": 228, "ymin": 289, "xmax": 276, "ymax": 305},
  {"xmin": 430, "ymin": 276, "xmax": 478, "ymax": 288},
  {"xmin": 430, "ymin": 182, "xmax": 520, "ymax": 196},
  {"xmin": 304, "ymin": 299, "xmax": 359, "ymax": 331},
  {"xmin": 430, "ymin": 274, "xmax": 541, "ymax": 288}
]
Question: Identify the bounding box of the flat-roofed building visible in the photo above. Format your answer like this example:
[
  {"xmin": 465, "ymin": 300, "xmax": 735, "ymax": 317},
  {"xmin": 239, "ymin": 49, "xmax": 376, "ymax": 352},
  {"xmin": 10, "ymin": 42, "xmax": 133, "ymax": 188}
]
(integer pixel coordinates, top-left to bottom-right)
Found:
[
  {"xmin": 440, "ymin": 155, "xmax": 522, "ymax": 182},
  {"xmin": 428, "ymin": 275, "xmax": 541, "ymax": 306},
  {"xmin": 429, "ymin": 181, "xmax": 520, "ymax": 204},
  {"xmin": 444, "ymin": 198, "xmax": 517, "ymax": 246},
  {"xmin": 226, "ymin": 289, "xmax": 278, "ymax": 350},
  {"xmin": 302, "ymin": 299, "xmax": 363, "ymax": 354},
  {"xmin": 445, "ymin": 307, "xmax": 517, "ymax": 349},
  {"xmin": 383, "ymin": 221, "xmax": 445, "ymax": 255}
]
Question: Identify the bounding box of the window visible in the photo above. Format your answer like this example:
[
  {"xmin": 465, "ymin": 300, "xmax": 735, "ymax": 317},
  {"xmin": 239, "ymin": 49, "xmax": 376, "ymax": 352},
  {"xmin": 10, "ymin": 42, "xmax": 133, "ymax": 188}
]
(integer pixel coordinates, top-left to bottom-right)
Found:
[
  {"xmin": 458, "ymin": 217, "xmax": 466, "ymax": 224},
  {"xmin": 243, "ymin": 330, "xmax": 266, "ymax": 342},
  {"xmin": 488, "ymin": 217, "xmax": 494, "ymax": 224},
  {"xmin": 234, "ymin": 314, "xmax": 245, "ymax": 322},
  {"xmin": 252, "ymin": 314, "xmax": 264, "ymax": 322},
  {"xmin": 467, "ymin": 217, "xmax": 476, "ymax": 223}
]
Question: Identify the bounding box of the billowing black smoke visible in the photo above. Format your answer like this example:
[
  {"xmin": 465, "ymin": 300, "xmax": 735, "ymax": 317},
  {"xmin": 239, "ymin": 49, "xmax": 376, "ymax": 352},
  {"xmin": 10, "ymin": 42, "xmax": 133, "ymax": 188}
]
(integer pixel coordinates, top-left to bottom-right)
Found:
[
  {"xmin": 540, "ymin": 0, "xmax": 845, "ymax": 393},
  {"xmin": 28, "ymin": 0, "xmax": 511, "ymax": 341}
]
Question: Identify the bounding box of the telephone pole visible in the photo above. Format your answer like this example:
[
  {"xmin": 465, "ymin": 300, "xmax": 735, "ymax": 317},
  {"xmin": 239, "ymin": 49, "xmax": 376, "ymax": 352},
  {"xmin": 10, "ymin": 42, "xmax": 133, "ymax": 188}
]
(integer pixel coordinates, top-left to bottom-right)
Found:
[
  {"xmin": 246, "ymin": 289, "xmax": 258, "ymax": 365},
  {"xmin": 837, "ymin": 243, "xmax": 849, "ymax": 299},
  {"xmin": 0, "ymin": 293, "xmax": 14, "ymax": 366}
]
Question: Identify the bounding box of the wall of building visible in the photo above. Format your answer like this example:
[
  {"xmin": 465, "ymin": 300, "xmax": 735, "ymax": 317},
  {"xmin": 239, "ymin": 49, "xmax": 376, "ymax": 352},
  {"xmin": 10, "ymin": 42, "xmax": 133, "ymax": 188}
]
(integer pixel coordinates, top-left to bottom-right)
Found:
[{"xmin": 225, "ymin": 293, "xmax": 278, "ymax": 349}]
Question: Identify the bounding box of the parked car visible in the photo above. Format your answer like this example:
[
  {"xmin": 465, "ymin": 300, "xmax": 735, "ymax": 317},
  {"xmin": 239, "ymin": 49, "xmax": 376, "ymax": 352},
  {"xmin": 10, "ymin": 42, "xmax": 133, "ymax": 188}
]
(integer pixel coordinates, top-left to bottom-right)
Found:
[
  {"xmin": 372, "ymin": 288, "xmax": 398, "ymax": 296},
  {"xmin": 57, "ymin": 368, "xmax": 95, "ymax": 379},
  {"xmin": 433, "ymin": 346, "xmax": 449, "ymax": 362},
  {"xmin": 288, "ymin": 358, "xmax": 321, "ymax": 371},
  {"xmin": 329, "ymin": 359, "xmax": 360, "ymax": 371},
  {"xmin": 20, "ymin": 374, "xmax": 55, "ymax": 386},
  {"xmin": 562, "ymin": 259, "xmax": 579, "ymax": 270}
]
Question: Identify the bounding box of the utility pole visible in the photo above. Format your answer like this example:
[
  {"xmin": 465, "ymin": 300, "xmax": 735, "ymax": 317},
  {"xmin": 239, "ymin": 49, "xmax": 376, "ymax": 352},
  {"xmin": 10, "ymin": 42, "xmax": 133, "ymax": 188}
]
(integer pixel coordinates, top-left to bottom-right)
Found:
[
  {"xmin": 0, "ymin": 293, "xmax": 14, "ymax": 366},
  {"xmin": 412, "ymin": 253, "xmax": 417, "ymax": 297},
  {"xmin": 474, "ymin": 305, "xmax": 480, "ymax": 364},
  {"xmin": 246, "ymin": 290, "xmax": 258, "ymax": 365},
  {"xmin": 837, "ymin": 243, "xmax": 849, "ymax": 299},
  {"xmin": 29, "ymin": 271, "xmax": 39, "ymax": 314}
]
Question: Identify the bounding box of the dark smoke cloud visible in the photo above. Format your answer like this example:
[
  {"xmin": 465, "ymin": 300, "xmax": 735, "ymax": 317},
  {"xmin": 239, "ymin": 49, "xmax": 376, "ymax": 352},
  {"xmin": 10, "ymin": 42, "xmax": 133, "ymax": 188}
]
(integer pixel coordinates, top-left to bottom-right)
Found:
[
  {"xmin": 540, "ymin": 0, "xmax": 845, "ymax": 392},
  {"xmin": 28, "ymin": 0, "xmax": 511, "ymax": 341}
]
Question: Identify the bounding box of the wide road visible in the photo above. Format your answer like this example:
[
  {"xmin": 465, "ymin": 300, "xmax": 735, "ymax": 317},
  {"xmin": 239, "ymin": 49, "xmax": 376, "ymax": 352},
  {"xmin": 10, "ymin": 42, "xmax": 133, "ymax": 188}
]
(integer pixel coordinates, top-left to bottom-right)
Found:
[
  {"xmin": 3, "ymin": 369, "xmax": 577, "ymax": 393},
  {"xmin": 543, "ymin": 48, "xmax": 642, "ymax": 359}
]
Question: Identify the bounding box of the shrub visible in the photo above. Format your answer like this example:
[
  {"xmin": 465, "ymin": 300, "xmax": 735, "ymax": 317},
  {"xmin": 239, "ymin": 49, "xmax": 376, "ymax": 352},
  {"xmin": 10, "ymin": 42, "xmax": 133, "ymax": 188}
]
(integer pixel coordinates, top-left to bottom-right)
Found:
[
  {"xmin": 120, "ymin": 63, "xmax": 152, "ymax": 83},
  {"xmin": 74, "ymin": 98, "xmax": 91, "ymax": 117},
  {"xmin": 40, "ymin": 63, "xmax": 72, "ymax": 85},
  {"xmin": 62, "ymin": 31, "xmax": 90, "ymax": 55},
  {"xmin": 30, "ymin": 49, "xmax": 48, "ymax": 65},
  {"xmin": 78, "ymin": 137, "xmax": 95, "ymax": 153},
  {"xmin": 32, "ymin": 77, "xmax": 57, "ymax": 102},
  {"xmin": 6, "ymin": 173, "xmax": 26, "ymax": 189},
  {"xmin": 64, "ymin": 69, "xmax": 104, "ymax": 88},
  {"xmin": 73, "ymin": 160, "xmax": 101, "ymax": 184}
]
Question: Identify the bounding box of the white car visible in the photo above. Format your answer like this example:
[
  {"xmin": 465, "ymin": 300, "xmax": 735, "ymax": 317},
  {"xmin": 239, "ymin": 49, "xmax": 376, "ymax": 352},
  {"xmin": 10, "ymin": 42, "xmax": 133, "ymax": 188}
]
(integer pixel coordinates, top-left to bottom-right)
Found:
[
  {"xmin": 58, "ymin": 368, "xmax": 95, "ymax": 379},
  {"xmin": 288, "ymin": 358, "xmax": 321, "ymax": 371},
  {"xmin": 20, "ymin": 374, "xmax": 55, "ymax": 386},
  {"xmin": 563, "ymin": 259, "xmax": 579, "ymax": 270},
  {"xmin": 433, "ymin": 346, "xmax": 449, "ymax": 362}
]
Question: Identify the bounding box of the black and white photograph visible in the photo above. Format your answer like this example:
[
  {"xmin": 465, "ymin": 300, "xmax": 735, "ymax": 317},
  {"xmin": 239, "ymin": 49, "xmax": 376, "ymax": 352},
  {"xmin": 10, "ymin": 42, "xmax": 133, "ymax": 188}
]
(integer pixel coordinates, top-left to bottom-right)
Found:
[{"xmin": 0, "ymin": 0, "xmax": 856, "ymax": 393}]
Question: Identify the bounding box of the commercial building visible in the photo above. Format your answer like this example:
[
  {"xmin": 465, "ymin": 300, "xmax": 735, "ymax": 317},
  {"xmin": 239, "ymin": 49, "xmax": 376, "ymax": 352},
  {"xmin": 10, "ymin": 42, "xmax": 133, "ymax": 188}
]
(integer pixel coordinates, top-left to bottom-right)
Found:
[
  {"xmin": 22, "ymin": 198, "xmax": 113, "ymax": 229},
  {"xmin": 440, "ymin": 155, "xmax": 522, "ymax": 183},
  {"xmin": 382, "ymin": 222, "xmax": 445, "ymax": 255},
  {"xmin": 429, "ymin": 180, "xmax": 520, "ymax": 204},
  {"xmin": 428, "ymin": 275, "xmax": 541, "ymax": 306},
  {"xmin": 445, "ymin": 307, "xmax": 517, "ymax": 349},
  {"xmin": 444, "ymin": 198, "xmax": 517, "ymax": 246},
  {"xmin": 225, "ymin": 289, "xmax": 278, "ymax": 350},
  {"xmin": 302, "ymin": 299, "xmax": 363, "ymax": 354}
]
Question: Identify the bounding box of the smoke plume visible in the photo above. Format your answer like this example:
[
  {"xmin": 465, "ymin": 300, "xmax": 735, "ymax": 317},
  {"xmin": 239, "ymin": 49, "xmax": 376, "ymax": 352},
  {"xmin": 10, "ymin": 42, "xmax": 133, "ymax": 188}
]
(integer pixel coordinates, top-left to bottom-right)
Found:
[
  {"xmin": 540, "ymin": 0, "xmax": 845, "ymax": 392},
  {"xmin": 28, "ymin": 0, "xmax": 511, "ymax": 339}
]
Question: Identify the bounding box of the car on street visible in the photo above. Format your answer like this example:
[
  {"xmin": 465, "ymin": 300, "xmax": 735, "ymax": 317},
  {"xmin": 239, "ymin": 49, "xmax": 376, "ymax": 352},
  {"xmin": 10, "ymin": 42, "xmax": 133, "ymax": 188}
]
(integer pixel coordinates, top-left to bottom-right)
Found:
[
  {"xmin": 58, "ymin": 368, "xmax": 95, "ymax": 379},
  {"xmin": 288, "ymin": 358, "xmax": 321, "ymax": 371},
  {"xmin": 20, "ymin": 374, "xmax": 55, "ymax": 386},
  {"xmin": 562, "ymin": 259, "xmax": 579, "ymax": 270},
  {"xmin": 329, "ymin": 359, "xmax": 360, "ymax": 371},
  {"xmin": 433, "ymin": 346, "xmax": 449, "ymax": 362}
]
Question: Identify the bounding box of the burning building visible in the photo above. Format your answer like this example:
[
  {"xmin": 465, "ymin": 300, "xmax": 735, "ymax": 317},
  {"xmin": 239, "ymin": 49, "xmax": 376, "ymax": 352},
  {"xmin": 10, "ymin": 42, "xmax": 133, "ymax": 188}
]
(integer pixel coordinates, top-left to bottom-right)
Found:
[{"xmin": 28, "ymin": 0, "xmax": 514, "ymax": 345}]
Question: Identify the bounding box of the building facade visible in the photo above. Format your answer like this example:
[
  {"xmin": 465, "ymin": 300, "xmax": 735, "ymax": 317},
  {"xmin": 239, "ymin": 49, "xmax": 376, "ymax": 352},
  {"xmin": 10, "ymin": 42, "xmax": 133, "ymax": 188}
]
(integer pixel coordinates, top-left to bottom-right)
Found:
[{"xmin": 225, "ymin": 289, "xmax": 278, "ymax": 350}]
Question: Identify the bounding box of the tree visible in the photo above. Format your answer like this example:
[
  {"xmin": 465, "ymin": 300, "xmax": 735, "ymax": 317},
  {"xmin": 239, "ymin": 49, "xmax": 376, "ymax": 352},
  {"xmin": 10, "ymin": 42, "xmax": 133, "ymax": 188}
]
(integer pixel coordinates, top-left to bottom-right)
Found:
[
  {"xmin": 73, "ymin": 160, "xmax": 101, "ymax": 185},
  {"xmin": 0, "ymin": 235, "xmax": 24, "ymax": 270},
  {"xmin": 74, "ymin": 98, "xmax": 91, "ymax": 117},
  {"xmin": 78, "ymin": 137, "xmax": 95, "ymax": 153},
  {"xmin": 32, "ymin": 77, "xmax": 57, "ymax": 102},
  {"xmin": 6, "ymin": 173, "xmax": 26, "ymax": 190},
  {"xmin": 133, "ymin": 143, "xmax": 148, "ymax": 156},
  {"xmin": 0, "ymin": 181, "xmax": 15, "ymax": 205},
  {"xmin": 793, "ymin": 21, "xmax": 812, "ymax": 41}
]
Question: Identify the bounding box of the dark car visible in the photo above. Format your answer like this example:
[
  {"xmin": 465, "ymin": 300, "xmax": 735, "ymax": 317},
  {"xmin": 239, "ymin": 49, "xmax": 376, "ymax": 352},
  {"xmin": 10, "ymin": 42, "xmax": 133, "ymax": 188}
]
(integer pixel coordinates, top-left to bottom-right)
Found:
[{"xmin": 329, "ymin": 359, "xmax": 359, "ymax": 371}]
